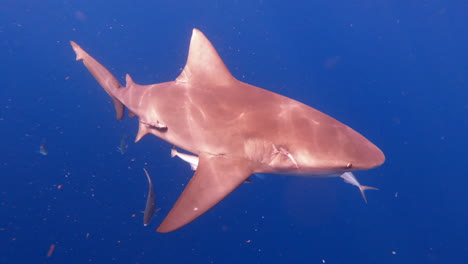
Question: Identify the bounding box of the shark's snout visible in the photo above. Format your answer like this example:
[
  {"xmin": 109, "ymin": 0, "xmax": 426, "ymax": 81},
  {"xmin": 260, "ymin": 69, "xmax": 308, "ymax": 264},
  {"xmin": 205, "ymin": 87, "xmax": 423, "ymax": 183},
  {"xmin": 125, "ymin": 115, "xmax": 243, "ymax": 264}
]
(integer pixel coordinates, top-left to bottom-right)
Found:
[
  {"xmin": 347, "ymin": 140, "xmax": 385, "ymax": 171},
  {"xmin": 362, "ymin": 145, "xmax": 385, "ymax": 170}
]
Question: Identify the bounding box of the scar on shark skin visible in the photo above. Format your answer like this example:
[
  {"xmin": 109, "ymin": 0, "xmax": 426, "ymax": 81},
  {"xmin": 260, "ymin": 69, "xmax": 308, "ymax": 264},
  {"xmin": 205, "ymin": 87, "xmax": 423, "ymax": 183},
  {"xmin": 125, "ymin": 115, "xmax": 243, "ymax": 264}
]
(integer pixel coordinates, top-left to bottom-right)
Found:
[
  {"xmin": 272, "ymin": 144, "xmax": 300, "ymax": 169},
  {"xmin": 140, "ymin": 120, "xmax": 168, "ymax": 131}
]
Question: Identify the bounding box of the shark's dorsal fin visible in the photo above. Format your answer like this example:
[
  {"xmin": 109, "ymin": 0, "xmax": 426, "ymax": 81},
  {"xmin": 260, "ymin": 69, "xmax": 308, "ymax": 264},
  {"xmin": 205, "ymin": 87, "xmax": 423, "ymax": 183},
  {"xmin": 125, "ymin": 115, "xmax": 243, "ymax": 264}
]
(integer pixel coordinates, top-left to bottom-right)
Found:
[
  {"xmin": 157, "ymin": 153, "xmax": 253, "ymax": 233},
  {"xmin": 176, "ymin": 29, "xmax": 236, "ymax": 86}
]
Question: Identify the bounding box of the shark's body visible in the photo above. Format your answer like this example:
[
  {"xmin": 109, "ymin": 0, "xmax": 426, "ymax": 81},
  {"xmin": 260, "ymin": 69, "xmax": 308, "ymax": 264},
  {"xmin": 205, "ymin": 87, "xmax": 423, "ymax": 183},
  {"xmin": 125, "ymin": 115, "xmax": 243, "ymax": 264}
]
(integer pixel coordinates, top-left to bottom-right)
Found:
[{"xmin": 71, "ymin": 29, "xmax": 385, "ymax": 233}]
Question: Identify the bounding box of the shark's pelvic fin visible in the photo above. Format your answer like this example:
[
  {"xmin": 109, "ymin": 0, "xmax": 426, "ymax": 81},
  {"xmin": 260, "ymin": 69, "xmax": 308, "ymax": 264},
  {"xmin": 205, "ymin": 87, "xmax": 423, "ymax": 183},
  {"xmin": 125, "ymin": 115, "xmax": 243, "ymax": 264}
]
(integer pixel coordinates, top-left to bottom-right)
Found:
[
  {"xmin": 157, "ymin": 153, "xmax": 253, "ymax": 233},
  {"xmin": 135, "ymin": 122, "xmax": 150, "ymax": 142},
  {"xmin": 70, "ymin": 41, "xmax": 125, "ymax": 120},
  {"xmin": 176, "ymin": 29, "xmax": 236, "ymax": 86}
]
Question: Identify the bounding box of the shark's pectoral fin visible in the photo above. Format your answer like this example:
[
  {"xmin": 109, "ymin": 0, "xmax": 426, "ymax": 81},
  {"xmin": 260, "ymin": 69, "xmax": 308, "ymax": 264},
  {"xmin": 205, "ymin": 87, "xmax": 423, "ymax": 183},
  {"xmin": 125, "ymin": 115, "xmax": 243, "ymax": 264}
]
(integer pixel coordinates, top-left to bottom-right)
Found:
[
  {"xmin": 157, "ymin": 153, "xmax": 253, "ymax": 233},
  {"xmin": 70, "ymin": 41, "xmax": 125, "ymax": 120}
]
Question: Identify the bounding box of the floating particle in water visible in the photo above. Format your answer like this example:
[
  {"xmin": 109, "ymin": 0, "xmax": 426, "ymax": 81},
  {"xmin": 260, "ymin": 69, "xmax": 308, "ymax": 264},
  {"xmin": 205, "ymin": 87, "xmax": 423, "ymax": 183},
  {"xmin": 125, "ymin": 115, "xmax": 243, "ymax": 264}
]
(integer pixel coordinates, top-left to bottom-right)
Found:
[{"xmin": 47, "ymin": 244, "xmax": 56, "ymax": 258}]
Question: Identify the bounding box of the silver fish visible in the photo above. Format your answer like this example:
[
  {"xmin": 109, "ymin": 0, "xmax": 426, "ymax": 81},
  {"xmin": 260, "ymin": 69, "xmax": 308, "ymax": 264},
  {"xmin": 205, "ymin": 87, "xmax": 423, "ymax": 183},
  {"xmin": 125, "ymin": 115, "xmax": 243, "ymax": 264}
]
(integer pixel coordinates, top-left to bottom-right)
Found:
[
  {"xmin": 117, "ymin": 134, "xmax": 128, "ymax": 154},
  {"xmin": 340, "ymin": 172, "xmax": 378, "ymax": 203},
  {"xmin": 39, "ymin": 139, "xmax": 48, "ymax": 156},
  {"xmin": 143, "ymin": 168, "xmax": 157, "ymax": 226}
]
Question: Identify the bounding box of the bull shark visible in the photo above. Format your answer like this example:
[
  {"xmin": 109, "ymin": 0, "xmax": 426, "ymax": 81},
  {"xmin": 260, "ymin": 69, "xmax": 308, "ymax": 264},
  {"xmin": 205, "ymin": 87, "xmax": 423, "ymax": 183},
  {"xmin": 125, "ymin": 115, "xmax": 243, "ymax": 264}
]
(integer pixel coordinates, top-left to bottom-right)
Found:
[{"xmin": 70, "ymin": 28, "xmax": 385, "ymax": 233}]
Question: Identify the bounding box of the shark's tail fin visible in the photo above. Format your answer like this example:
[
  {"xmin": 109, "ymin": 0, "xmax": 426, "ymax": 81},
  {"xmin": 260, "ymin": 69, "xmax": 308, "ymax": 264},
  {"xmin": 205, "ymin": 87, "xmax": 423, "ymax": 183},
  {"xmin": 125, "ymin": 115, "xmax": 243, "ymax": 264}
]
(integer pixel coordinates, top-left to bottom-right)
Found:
[
  {"xmin": 171, "ymin": 146, "xmax": 178, "ymax": 158},
  {"xmin": 70, "ymin": 41, "xmax": 125, "ymax": 120},
  {"xmin": 359, "ymin": 185, "xmax": 379, "ymax": 204}
]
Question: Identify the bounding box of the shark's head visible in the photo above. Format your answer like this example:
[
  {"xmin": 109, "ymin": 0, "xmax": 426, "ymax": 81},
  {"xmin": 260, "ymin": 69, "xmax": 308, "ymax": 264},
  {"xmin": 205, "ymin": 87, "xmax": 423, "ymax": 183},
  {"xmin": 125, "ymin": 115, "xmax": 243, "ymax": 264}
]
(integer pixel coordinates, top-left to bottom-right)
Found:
[
  {"xmin": 295, "ymin": 127, "xmax": 385, "ymax": 175},
  {"xmin": 246, "ymin": 104, "xmax": 385, "ymax": 176},
  {"xmin": 264, "ymin": 127, "xmax": 385, "ymax": 176}
]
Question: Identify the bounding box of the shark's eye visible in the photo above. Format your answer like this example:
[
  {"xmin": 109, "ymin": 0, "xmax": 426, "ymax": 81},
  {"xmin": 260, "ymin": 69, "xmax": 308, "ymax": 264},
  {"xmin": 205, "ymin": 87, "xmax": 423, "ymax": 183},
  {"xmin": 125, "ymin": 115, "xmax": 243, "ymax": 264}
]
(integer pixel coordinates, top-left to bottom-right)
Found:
[{"xmin": 346, "ymin": 163, "xmax": 353, "ymax": 169}]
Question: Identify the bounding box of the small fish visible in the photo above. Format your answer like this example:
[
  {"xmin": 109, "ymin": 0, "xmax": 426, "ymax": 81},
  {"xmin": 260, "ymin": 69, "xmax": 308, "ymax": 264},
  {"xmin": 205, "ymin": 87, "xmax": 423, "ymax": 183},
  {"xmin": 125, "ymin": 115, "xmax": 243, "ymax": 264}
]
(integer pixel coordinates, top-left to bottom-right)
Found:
[
  {"xmin": 142, "ymin": 168, "xmax": 157, "ymax": 226},
  {"xmin": 171, "ymin": 146, "xmax": 256, "ymax": 184},
  {"xmin": 171, "ymin": 146, "xmax": 198, "ymax": 170},
  {"xmin": 39, "ymin": 139, "xmax": 48, "ymax": 156},
  {"xmin": 340, "ymin": 172, "xmax": 378, "ymax": 203},
  {"xmin": 117, "ymin": 134, "xmax": 128, "ymax": 154}
]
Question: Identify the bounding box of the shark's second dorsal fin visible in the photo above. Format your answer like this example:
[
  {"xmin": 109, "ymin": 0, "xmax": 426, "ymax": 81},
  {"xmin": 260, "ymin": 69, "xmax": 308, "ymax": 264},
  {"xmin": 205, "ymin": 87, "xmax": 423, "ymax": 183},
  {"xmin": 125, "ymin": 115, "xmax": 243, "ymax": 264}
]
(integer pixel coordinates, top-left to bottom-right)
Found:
[
  {"xmin": 125, "ymin": 74, "xmax": 135, "ymax": 88},
  {"xmin": 176, "ymin": 29, "xmax": 235, "ymax": 86}
]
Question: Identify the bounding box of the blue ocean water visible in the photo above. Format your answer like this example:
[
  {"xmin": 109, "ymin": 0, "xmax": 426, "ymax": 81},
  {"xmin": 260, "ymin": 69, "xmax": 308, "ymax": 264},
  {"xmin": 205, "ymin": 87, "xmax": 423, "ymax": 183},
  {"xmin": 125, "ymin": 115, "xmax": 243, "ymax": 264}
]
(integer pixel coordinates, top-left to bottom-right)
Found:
[{"xmin": 1, "ymin": 0, "xmax": 467, "ymax": 263}]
